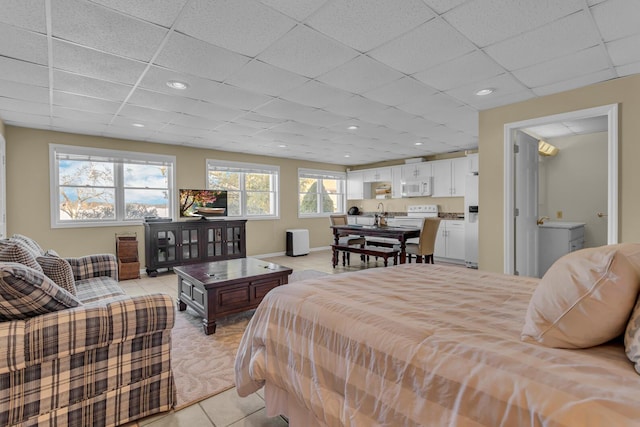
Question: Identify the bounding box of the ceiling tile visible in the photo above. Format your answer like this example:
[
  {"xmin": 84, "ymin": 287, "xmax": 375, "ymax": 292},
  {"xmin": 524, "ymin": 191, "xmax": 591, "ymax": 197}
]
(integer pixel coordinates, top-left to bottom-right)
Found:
[
  {"xmin": 89, "ymin": 0, "xmax": 189, "ymax": 27},
  {"xmin": 323, "ymin": 95, "xmax": 389, "ymax": 118},
  {"xmin": 53, "ymin": 92, "xmax": 121, "ymax": 115},
  {"xmin": 235, "ymin": 112, "xmax": 287, "ymax": 127},
  {"xmin": 279, "ymin": 80, "xmax": 354, "ymax": 108},
  {"xmin": 444, "ymin": 0, "xmax": 584, "ymax": 47},
  {"xmin": 564, "ymin": 116, "xmax": 609, "ymax": 134},
  {"xmin": 369, "ymin": 19, "xmax": 475, "ymax": 74},
  {"xmin": 257, "ymin": 0, "xmax": 328, "ymax": 21},
  {"xmin": 161, "ymin": 123, "xmax": 216, "ymax": 138},
  {"xmin": 531, "ymin": 69, "xmax": 616, "ymax": 96},
  {"xmin": 591, "ymin": 0, "xmax": 640, "ymax": 41},
  {"xmin": 0, "ymin": 0, "xmax": 46, "ymax": 33},
  {"xmin": 225, "ymin": 60, "xmax": 309, "ymax": 97},
  {"xmin": 118, "ymin": 104, "xmax": 178, "ymax": 124},
  {"xmin": 0, "ymin": 109, "xmax": 50, "ymax": 127},
  {"xmin": 317, "ymin": 55, "xmax": 403, "ymax": 93},
  {"xmin": 462, "ymin": 89, "xmax": 534, "ymax": 110},
  {"xmin": 0, "ymin": 79, "xmax": 49, "ymax": 104},
  {"xmin": 154, "ymin": 32, "xmax": 251, "ymax": 82},
  {"xmin": 51, "ymin": 0, "xmax": 168, "ymax": 62},
  {"xmin": 167, "ymin": 113, "xmax": 224, "ymax": 130},
  {"xmin": 307, "ymin": 0, "xmax": 433, "ymax": 52},
  {"xmin": 53, "ymin": 70, "xmax": 133, "ymax": 102},
  {"xmin": 127, "ymin": 88, "xmax": 200, "ymax": 113},
  {"xmin": 421, "ymin": 0, "xmax": 470, "ymax": 14},
  {"xmin": 413, "ymin": 51, "xmax": 504, "ymax": 91},
  {"xmin": 53, "ymin": 40, "xmax": 147, "ymax": 85},
  {"xmin": 138, "ymin": 66, "xmax": 222, "ymax": 98},
  {"xmin": 257, "ymin": 25, "xmax": 358, "ymax": 78},
  {"xmin": 182, "ymin": 100, "xmax": 245, "ymax": 122},
  {"xmin": 513, "ymin": 46, "xmax": 611, "ymax": 88},
  {"xmin": 444, "ymin": 73, "xmax": 529, "ymax": 108},
  {"xmin": 0, "ymin": 57, "xmax": 48, "ymax": 87},
  {"xmin": 606, "ymin": 34, "xmax": 640, "ymax": 67},
  {"xmin": 0, "ymin": 23, "xmax": 48, "ymax": 65},
  {"xmin": 52, "ymin": 105, "xmax": 114, "ymax": 124},
  {"xmin": 176, "ymin": 0, "xmax": 296, "ymax": 57},
  {"xmin": 397, "ymin": 92, "xmax": 463, "ymax": 117},
  {"xmin": 214, "ymin": 123, "xmax": 262, "ymax": 136},
  {"xmin": 51, "ymin": 118, "xmax": 108, "ymax": 134},
  {"xmin": 203, "ymin": 84, "xmax": 273, "ymax": 111},
  {"xmin": 616, "ymin": 61, "xmax": 640, "ymax": 77},
  {"xmin": 485, "ymin": 11, "xmax": 601, "ymax": 71},
  {"xmin": 362, "ymin": 76, "xmax": 437, "ymax": 106}
]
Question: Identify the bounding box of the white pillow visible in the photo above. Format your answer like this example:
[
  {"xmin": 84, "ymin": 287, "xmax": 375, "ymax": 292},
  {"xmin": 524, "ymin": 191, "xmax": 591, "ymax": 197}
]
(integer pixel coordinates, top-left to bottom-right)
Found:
[{"xmin": 522, "ymin": 246, "xmax": 640, "ymax": 348}]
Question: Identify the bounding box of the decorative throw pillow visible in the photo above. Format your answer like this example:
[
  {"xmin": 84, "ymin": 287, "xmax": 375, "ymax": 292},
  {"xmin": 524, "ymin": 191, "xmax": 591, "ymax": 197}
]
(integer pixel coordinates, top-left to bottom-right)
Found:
[
  {"xmin": 0, "ymin": 262, "xmax": 80, "ymax": 321},
  {"xmin": 11, "ymin": 234, "xmax": 45, "ymax": 257},
  {"xmin": 625, "ymin": 297, "xmax": 640, "ymax": 374},
  {"xmin": 36, "ymin": 255, "xmax": 77, "ymax": 295},
  {"xmin": 521, "ymin": 246, "xmax": 640, "ymax": 348},
  {"xmin": 0, "ymin": 239, "xmax": 43, "ymax": 272}
]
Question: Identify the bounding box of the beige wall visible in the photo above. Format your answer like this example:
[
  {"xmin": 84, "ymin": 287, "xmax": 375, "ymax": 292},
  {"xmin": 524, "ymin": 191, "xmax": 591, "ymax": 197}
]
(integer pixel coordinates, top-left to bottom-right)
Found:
[
  {"xmin": 351, "ymin": 196, "xmax": 464, "ymax": 215},
  {"xmin": 539, "ymin": 132, "xmax": 608, "ymax": 247},
  {"xmin": 479, "ymin": 73, "xmax": 640, "ymax": 273},
  {"xmin": 0, "ymin": 119, "xmax": 4, "ymax": 137},
  {"xmin": 5, "ymin": 126, "xmax": 345, "ymax": 263}
]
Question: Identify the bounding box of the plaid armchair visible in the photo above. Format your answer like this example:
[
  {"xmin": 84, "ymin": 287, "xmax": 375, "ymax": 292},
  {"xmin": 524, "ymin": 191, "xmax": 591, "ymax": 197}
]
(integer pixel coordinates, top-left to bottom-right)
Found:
[{"xmin": 0, "ymin": 236, "xmax": 176, "ymax": 427}]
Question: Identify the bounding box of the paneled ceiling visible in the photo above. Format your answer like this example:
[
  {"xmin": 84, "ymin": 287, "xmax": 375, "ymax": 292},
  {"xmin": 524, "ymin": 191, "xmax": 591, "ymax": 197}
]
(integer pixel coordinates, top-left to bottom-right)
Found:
[{"xmin": 0, "ymin": 0, "xmax": 638, "ymax": 166}]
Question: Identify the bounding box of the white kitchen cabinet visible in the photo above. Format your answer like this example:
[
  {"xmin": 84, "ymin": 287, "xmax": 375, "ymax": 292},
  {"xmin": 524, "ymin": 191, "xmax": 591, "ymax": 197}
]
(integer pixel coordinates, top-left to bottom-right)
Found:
[
  {"xmin": 363, "ymin": 167, "xmax": 391, "ymax": 182},
  {"xmin": 347, "ymin": 171, "xmax": 371, "ymax": 200},
  {"xmin": 434, "ymin": 220, "xmax": 465, "ymax": 263},
  {"xmin": 391, "ymin": 165, "xmax": 403, "ymax": 198},
  {"xmin": 467, "ymin": 153, "xmax": 479, "ymax": 174},
  {"xmin": 401, "ymin": 162, "xmax": 431, "ymax": 180},
  {"xmin": 431, "ymin": 158, "xmax": 468, "ymax": 197},
  {"xmin": 538, "ymin": 222, "xmax": 585, "ymax": 276}
]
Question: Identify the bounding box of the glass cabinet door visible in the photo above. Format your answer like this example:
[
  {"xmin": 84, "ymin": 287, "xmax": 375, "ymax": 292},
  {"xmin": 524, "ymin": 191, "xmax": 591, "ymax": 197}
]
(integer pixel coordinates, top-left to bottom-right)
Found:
[
  {"xmin": 204, "ymin": 224, "xmax": 224, "ymax": 259},
  {"xmin": 181, "ymin": 227, "xmax": 199, "ymax": 260},
  {"xmin": 155, "ymin": 229, "xmax": 177, "ymax": 263},
  {"xmin": 226, "ymin": 224, "xmax": 244, "ymax": 256}
]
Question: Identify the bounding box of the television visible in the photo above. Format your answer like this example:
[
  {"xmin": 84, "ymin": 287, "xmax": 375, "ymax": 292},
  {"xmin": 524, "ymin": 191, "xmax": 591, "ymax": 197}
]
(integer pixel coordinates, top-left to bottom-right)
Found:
[{"xmin": 179, "ymin": 189, "xmax": 228, "ymax": 218}]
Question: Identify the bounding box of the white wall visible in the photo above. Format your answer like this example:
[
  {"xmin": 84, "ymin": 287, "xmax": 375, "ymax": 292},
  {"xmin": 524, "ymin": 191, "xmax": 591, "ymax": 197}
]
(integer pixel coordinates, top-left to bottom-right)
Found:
[{"xmin": 538, "ymin": 131, "xmax": 608, "ymax": 247}]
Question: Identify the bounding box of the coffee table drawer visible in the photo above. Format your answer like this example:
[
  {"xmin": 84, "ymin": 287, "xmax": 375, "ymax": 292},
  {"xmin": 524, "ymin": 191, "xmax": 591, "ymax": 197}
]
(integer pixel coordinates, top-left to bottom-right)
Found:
[
  {"xmin": 253, "ymin": 277, "xmax": 282, "ymax": 300},
  {"xmin": 179, "ymin": 278, "xmax": 205, "ymax": 311},
  {"xmin": 218, "ymin": 285, "xmax": 250, "ymax": 310}
]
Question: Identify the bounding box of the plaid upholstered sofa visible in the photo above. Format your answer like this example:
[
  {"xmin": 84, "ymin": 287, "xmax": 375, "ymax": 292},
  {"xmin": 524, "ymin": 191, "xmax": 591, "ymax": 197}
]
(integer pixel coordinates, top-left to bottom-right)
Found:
[{"xmin": 0, "ymin": 235, "xmax": 176, "ymax": 427}]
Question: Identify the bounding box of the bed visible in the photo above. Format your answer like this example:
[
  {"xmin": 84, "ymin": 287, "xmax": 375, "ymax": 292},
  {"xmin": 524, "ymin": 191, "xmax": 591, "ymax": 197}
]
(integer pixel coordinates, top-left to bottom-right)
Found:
[{"xmin": 235, "ymin": 250, "xmax": 640, "ymax": 426}]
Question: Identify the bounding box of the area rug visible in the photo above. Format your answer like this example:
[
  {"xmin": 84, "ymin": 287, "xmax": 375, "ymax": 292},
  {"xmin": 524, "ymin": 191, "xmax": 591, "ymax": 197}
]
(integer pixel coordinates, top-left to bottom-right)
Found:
[{"xmin": 171, "ymin": 269, "xmax": 328, "ymax": 410}]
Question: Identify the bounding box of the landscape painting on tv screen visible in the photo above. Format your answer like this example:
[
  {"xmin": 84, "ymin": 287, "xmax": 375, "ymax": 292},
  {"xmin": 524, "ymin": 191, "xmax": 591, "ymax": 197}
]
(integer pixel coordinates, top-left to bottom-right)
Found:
[{"xmin": 179, "ymin": 189, "xmax": 227, "ymax": 218}]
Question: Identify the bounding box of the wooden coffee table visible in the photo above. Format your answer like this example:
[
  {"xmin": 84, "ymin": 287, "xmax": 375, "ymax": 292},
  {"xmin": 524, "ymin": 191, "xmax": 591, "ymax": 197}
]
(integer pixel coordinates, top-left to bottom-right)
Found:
[{"xmin": 174, "ymin": 258, "xmax": 292, "ymax": 335}]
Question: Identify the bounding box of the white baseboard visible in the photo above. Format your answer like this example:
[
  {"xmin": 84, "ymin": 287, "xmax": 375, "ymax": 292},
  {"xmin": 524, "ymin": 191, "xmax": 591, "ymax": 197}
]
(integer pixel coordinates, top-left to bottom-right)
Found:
[{"xmin": 253, "ymin": 246, "xmax": 330, "ymax": 259}]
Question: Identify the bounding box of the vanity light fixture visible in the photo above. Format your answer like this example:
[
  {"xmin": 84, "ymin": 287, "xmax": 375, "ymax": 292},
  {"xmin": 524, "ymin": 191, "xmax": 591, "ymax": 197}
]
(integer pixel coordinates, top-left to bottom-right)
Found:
[
  {"xmin": 166, "ymin": 80, "xmax": 189, "ymax": 90},
  {"xmin": 347, "ymin": 125, "xmax": 359, "ymax": 130},
  {"xmin": 475, "ymin": 88, "xmax": 494, "ymax": 96},
  {"xmin": 538, "ymin": 140, "xmax": 559, "ymax": 156}
]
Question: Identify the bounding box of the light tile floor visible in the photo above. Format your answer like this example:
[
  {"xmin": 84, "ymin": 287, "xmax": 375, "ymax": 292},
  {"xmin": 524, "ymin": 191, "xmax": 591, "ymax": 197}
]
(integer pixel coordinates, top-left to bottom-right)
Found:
[{"xmin": 119, "ymin": 249, "xmax": 459, "ymax": 427}]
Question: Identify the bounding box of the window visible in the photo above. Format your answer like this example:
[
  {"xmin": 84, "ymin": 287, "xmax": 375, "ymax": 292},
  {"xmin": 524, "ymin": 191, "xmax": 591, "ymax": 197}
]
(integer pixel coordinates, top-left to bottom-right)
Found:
[
  {"xmin": 298, "ymin": 169, "xmax": 346, "ymax": 217},
  {"xmin": 50, "ymin": 144, "xmax": 176, "ymax": 228},
  {"xmin": 207, "ymin": 160, "xmax": 279, "ymax": 218}
]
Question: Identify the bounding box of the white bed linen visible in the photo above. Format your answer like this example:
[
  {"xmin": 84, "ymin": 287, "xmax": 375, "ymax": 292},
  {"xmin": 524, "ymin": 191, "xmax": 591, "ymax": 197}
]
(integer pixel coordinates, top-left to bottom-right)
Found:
[{"xmin": 235, "ymin": 264, "xmax": 640, "ymax": 426}]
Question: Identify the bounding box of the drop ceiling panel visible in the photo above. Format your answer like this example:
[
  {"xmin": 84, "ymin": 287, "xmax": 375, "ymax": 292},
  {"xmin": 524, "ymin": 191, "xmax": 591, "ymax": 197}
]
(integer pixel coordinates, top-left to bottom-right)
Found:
[
  {"xmin": 444, "ymin": 73, "xmax": 530, "ymax": 108},
  {"xmin": 0, "ymin": 57, "xmax": 49, "ymax": 87},
  {"xmin": 322, "ymin": 95, "xmax": 389, "ymax": 118},
  {"xmin": 617, "ymin": 61, "xmax": 640, "ymax": 77},
  {"xmin": 0, "ymin": 23, "xmax": 48, "ymax": 65},
  {"xmin": 168, "ymin": 113, "xmax": 224, "ymax": 131},
  {"xmin": 413, "ymin": 51, "xmax": 504, "ymax": 91},
  {"xmin": 202, "ymin": 84, "xmax": 273, "ymax": 111},
  {"xmin": 369, "ymin": 19, "xmax": 475, "ymax": 74},
  {"xmin": 90, "ymin": 0, "xmax": 189, "ymax": 27},
  {"xmin": 52, "ymin": 106, "xmax": 114, "ymax": 124},
  {"xmin": 0, "ymin": 80, "xmax": 49, "ymax": 104},
  {"xmin": 279, "ymin": 80, "xmax": 354, "ymax": 108},
  {"xmin": 53, "ymin": 70, "xmax": 133, "ymax": 101},
  {"xmin": 257, "ymin": 25, "xmax": 358, "ymax": 78},
  {"xmin": 181, "ymin": 100, "xmax": 244, "ymax": 122},
  {"xmin": 422, "ymin": 0, "xmax": 470, "ymax": 14},
  {"xmin": 53, "ymin": 92, "xmax": 121, "ymax": 115},
  {"xmin": 532, "ymin": 69, "xmax": 616, "ymax": 97},
  {"xmin": 0, "ymin": 0, "xmax": 46, "ymax": 33},
  {"xmin": 0, "ymin": 110, "xmax": 50, "ymax": 127},
  {"xmin": 154, "ymin": 33, "xmax": 251, "ymax": 82},
  {"xmin": 363, "ymin": 76, "xmax": 437, "ymax": 107},
  {"xmin": 51, "ymin": 0, "xmax": 168, "ymax": 62},
  {"xmin": 606, "ymin": 34, "xmax": 640, "ymax": 67},
  {"xmin": 118, "ymin": 104, "xmax": 178, "ymax": 124},
  {"xmin": 176, "ymin": 0, "xmax": 296, "ymax": 57},
  {"xmin": 307, "ymin": 0, "xmax": 433, "ymax": 52},
  {"xmin": 225, "ymin": 60, "xmax": 309, "ymax": 97},
  {"xmin": 257, "ymin": 0, "xmax": 329, "ymax": 21},
  {"xmin": 397, "ymin": 92, "xmax": 463, "ymax": 117},
  {"xmin": 444, "ymin": 0, "xmax": 584, "ymax": 47},
  {"xmin": 52, "ymin": 40, "xmax": 148, "ymax": 85},
  {"xmin": 591, "ymin": 0, "xmax": 640, "ymax": 41},
  {"xmin": 127, "ymin": 89, "xmax": 200, "ymax": 114},
  {"xmin": 138, "ymin": 66, "xmax": 222, "ymax": 98},
  {"xmin": 485, "ymin": 11, "xmax": 602, "ymax": 71},
  {"xmin": 513, "ymin": 46, "xmax": 611, "ymax": 88}
]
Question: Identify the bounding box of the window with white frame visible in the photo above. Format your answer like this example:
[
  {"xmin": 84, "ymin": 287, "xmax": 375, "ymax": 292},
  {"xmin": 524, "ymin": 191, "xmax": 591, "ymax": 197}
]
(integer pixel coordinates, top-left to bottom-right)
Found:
[
  {"xmin": 207, "ymin": 160, "xmax": 279, "ymax": 218},
  {"xmin": 298, "ymin": 169, "xmax": 346, "ymax": 216},
  {"xmin": 50, "ymin": 144, "xmax": 176, "ymax": 227}
]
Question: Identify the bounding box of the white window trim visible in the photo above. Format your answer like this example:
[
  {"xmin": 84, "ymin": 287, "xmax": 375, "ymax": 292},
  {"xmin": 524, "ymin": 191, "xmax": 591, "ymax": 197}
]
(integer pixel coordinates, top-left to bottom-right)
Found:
[
  {"xmin": 298, "ymin": 168, "xmax": 347, "ymax": 218},
  {"xmin": 49, "ymin": 144, "xmax": 177, "ymax": 228},
  {"xmin": 206, "ymin": 159, "xmax": 280, "ymax": 220}
]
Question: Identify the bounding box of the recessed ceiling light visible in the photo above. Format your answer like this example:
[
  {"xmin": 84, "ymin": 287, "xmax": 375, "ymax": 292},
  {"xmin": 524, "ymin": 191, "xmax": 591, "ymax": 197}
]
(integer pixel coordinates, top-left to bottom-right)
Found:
[
  {"xmin": 475, "ymin": 88, "xmax": 494, "ymax": 96},
  {"xmin": 344, "ymin": 154, "xmax": 351, "ymax": 158},
  {"xmin": 132, "ymin": 123, "xmax": 145, "ymax": 128},
  {"xmin": 347, "ymin": 125, "xmax": 358, "ymax": 130},
  {"xmin": 414, "ymin": 142, "xmax": 423, "ymax": 146},
  {"xmin": 166, "ymin": 80, "xmax": 189, "ymax": 90},
  {"xmin": 277, "ymin": 144, "xmax": 287, "ymax": 148}
]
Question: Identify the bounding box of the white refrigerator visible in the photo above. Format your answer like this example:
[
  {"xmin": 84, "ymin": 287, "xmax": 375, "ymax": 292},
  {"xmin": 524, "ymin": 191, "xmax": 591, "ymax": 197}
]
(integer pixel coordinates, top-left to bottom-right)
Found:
[{"xmin": 464, "ymin": 173, "xmax": 479, "ymax": 268}]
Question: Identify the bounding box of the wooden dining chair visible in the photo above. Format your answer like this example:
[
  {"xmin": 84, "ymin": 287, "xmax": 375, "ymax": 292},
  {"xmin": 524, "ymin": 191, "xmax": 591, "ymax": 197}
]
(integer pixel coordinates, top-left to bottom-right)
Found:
[
  {"xmin": 330, "ymin": 214, "xmax": 366, "ymax": 265},
  {"xmin": 406, "ymin": 218, "xmax": 441, "ymax": 264}
]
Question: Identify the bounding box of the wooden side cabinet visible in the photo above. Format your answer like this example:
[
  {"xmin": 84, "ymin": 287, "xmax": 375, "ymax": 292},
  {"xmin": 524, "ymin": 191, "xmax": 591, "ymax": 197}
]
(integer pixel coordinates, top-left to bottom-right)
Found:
[{"xmin": 144, "ymin": 219, "xmax": 247, "ymax": 277}]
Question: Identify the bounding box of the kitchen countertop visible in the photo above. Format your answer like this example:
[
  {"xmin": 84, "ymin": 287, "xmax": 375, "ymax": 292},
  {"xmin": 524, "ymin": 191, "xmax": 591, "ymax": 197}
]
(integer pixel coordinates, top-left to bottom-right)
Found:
[{"xmin": 538, "ymin": 221, "xmax": 585, "ymax": 229}]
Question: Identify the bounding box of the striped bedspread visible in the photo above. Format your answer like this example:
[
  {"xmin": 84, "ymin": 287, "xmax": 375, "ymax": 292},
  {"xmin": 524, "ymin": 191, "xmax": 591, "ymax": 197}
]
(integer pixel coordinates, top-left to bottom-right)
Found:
[{"xmin": 235, "ymin": 264, "xmax": 640, "ymax": 426}]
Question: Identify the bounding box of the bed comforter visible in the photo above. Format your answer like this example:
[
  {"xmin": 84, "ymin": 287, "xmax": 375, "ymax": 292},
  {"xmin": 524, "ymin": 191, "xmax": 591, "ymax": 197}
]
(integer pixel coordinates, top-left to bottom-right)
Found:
[{"xmin": 235, "ymin": 264, "xmax": 640, "ymax": 426}]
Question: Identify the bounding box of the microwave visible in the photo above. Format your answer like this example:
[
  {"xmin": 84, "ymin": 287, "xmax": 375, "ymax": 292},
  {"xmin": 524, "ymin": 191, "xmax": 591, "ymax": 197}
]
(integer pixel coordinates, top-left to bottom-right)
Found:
[{"xmin": 401, "ymin": 177, "xmax": 432, "ymax": 197}]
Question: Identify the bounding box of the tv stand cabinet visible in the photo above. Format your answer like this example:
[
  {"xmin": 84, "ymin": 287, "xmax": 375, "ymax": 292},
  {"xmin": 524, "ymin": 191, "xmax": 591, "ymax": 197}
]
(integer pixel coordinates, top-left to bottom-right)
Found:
[{"xmin": 144, "ymin": 219, "xmax": 246, "ymax": 277}]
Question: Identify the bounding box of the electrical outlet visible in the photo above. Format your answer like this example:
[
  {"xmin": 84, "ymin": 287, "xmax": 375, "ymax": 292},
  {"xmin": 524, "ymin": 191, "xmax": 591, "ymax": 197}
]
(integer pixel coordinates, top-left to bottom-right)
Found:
[{"xmin": 556, "ymin": 211, "xmax": 563, "ymax": 219}]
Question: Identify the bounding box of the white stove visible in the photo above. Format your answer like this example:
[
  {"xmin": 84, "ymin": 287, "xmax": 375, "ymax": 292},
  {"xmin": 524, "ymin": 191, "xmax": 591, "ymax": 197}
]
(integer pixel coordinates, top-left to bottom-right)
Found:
[{"xmin": 387, "ymin": 205, "xmax": 439, "ymax": 244}]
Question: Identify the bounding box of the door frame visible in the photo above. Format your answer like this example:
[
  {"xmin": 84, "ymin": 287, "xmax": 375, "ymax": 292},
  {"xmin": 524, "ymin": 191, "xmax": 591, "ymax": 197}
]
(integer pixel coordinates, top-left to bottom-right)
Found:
[{"xmin": 503, "ymin": 103, "xmax": 618, "ymax": 275}]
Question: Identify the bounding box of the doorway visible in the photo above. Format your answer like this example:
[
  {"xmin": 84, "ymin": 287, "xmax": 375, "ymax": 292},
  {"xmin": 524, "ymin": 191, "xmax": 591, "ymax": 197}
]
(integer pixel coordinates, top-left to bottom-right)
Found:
[{"xmin": 503, "ymin": 104, "xmax": 618, "ymax": 276}]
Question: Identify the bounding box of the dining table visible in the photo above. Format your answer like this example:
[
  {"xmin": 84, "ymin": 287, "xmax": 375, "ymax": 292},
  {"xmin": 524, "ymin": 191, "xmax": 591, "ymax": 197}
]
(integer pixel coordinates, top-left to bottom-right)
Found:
[{"xmin": 330, "ymin": 224, "xmax": 421, "ymax": 265}]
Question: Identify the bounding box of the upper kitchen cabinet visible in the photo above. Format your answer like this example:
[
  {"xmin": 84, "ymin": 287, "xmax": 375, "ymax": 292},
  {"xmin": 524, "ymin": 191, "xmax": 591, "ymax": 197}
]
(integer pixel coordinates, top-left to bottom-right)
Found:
[
  {"xmin": 362, "ymin": 167, "xmax": 392, "ymax": 182},
  {"xmin": 347, "ymin": 170, "xmax": 371, "ymax": 200},
  {"xmin": 391, "ymin": 165, "xmax": 403, "ymax": 199},
  {"xmin": 431, "ymin": 157, "xmax": 469, "ymax": 197},
  {"xmin": 467, "ymin": 153, "xmax": 479, "ymax": 174},
  {"xmin": 401, "ymin": 162, "xmax": 432, "ymax": 180}
]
